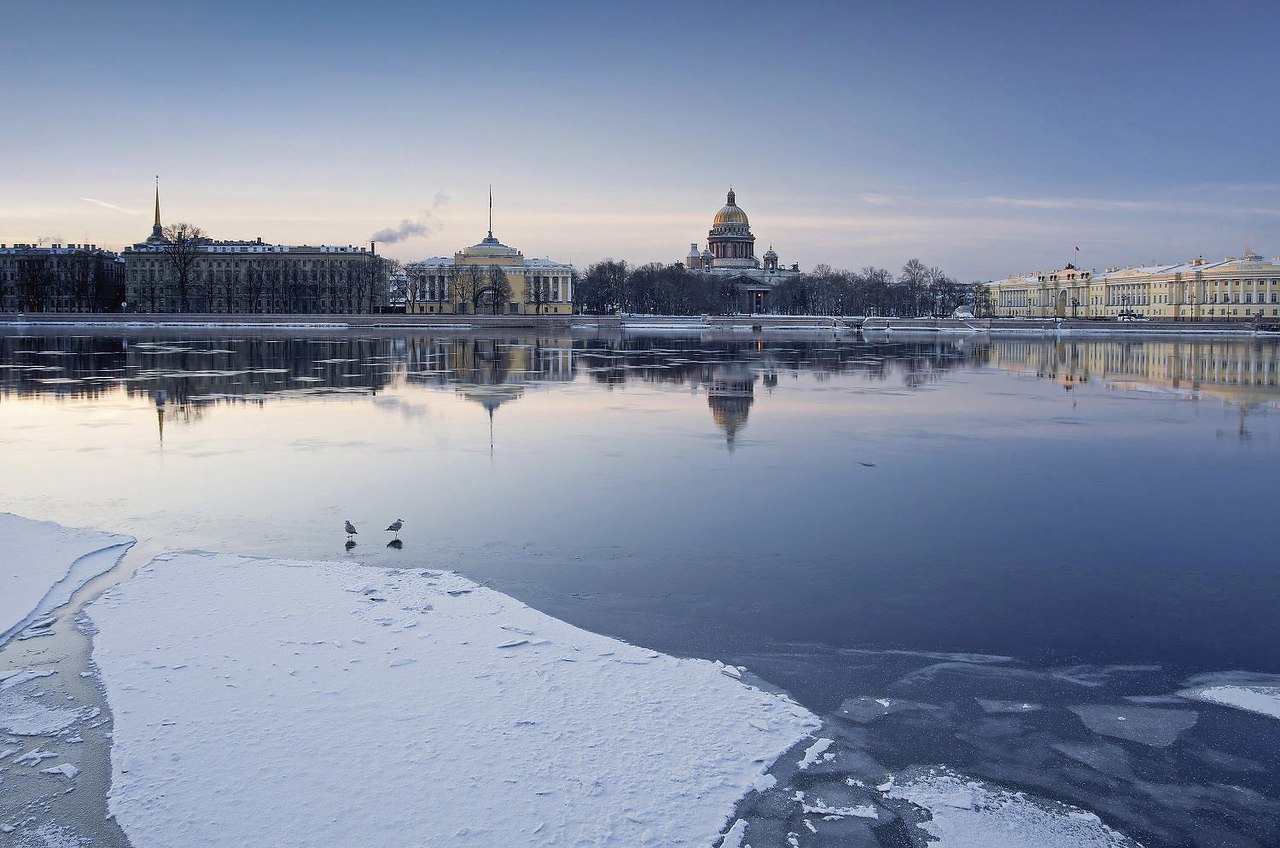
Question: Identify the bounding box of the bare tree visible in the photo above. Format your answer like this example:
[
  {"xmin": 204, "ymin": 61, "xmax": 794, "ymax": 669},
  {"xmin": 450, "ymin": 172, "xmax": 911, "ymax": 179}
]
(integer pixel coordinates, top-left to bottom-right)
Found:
[
  {"xmin": 578, "ymin": 260, "xmax": 627, "ymax": 315},
  {"xmin": 529, "ymin": 272, "xmax": 550, "ymax": 314},
  {"xmin": 160, "ymin": 223, "xmax": 207, "ymax": 313},
  {"xmin": 481, "ymin": 266, "xmax": 512, "ymax": 314},
  {"xmin": 451, "ymin": 265, "xmax": 484, "ymax": 313}
]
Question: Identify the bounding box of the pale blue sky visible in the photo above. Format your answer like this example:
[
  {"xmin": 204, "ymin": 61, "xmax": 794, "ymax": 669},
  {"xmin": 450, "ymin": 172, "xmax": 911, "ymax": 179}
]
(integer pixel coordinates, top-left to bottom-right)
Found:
[{"xmin": 3, "ymin": 0, "xmax": 1277, "ymax": 279}]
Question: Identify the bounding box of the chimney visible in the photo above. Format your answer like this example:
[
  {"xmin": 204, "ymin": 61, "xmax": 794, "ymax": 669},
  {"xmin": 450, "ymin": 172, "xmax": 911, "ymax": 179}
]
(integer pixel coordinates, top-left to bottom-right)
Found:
[{"xmin": 370, "ymin": 240, "xmax": 376, "ymax": 256}]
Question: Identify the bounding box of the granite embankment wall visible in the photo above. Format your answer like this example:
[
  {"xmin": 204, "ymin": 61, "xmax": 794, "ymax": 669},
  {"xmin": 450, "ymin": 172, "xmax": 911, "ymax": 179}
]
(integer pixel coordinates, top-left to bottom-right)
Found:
[
  {"xmin": 860, "ymin": 316, "xmax": 1280, "ymax": 337},
  {"xmin": 4, "ymin": 312, "xmax": 1277, "ymax": 337},
  {"xmin": 0, "ymin": 312, "xmax": 623, "ymax": 332}
]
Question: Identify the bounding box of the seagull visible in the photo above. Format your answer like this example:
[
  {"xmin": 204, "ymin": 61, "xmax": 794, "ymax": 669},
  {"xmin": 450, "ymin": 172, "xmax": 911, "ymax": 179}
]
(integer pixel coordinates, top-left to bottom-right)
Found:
[
  {"xmin": 345, "ymin": 520, "xmax": 358, "ymax": 537},
  {"xmin": 386, "ymin": 518, "xmax": 404, "ymax": 538}
]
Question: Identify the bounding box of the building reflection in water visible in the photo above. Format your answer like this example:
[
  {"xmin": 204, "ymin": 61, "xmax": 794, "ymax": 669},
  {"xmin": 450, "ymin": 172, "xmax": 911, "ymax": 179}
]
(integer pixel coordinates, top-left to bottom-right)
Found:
[
  {"xmin": 706, "ymin": 363, "xmax": 755, "ymax": 451},
  {"xmin": 2, "ymin": 331, "xmax": 1276, "ymax": 448},
  {"xmin": 987, "ymin": 337, "xmax": 1280, "ymax": 438}
]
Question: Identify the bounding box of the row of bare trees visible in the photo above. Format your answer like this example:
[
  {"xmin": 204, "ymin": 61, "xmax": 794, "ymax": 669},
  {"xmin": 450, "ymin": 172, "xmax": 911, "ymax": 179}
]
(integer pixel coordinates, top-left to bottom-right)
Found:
[
  {"xmin": 1, "ymin": 251, "xmax": 126, "ymax": 313},
  {"xmin": 771, "ymin": 259, "xmax": 992, "ymax": 317},
  {"xmin": 573, "ymin": 258, "xmax": 990, "ymax": 317},
  {"xmin": 575, "ymin": 261, "xmax": 740, "ymax": 315},
  {"xmin": 403, "ymin": 264, "xmax": 515, "ymax": 314}
]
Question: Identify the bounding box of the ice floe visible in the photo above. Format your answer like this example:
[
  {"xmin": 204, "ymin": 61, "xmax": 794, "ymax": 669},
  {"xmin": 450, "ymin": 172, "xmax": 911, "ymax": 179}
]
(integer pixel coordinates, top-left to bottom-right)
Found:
[
  {"xmin": 1068, "ymin": 704, "xmax": 1198, "ymax": 747},
  {"xmin": 884, "ymin": 766, "xmax": 1141, "ymax": 847},
  {"xmin": 87, "ymin": 552, "xmax": 819, "ymax": 847},
  {"xmin": 1179, "ymin": 672, "xmax": 1280, "ymax": 721},
  {"xmin": 0, "ymin": 513, "xmax": 133, "ymax": 647}
]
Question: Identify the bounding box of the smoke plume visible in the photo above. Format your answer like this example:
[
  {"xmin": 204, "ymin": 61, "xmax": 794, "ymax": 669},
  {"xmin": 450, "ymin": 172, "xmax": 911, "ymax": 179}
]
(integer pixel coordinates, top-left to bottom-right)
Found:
[{"xmin": 370, "ymin": 193, "xmax": 450, "ymax": 244}]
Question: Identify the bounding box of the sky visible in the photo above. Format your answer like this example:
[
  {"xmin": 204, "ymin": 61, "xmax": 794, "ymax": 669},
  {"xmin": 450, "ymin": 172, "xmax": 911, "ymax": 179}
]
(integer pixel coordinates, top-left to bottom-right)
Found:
[{"xmin": 2, "ymin": 0, "xmax": 1278, "ymax": 281}]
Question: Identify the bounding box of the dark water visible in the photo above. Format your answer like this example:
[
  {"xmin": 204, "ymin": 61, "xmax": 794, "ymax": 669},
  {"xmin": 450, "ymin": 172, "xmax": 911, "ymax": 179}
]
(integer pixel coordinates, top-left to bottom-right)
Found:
[{"xmin": 2, "ymin": 327, "xmax": 1279, "ymax": 846}]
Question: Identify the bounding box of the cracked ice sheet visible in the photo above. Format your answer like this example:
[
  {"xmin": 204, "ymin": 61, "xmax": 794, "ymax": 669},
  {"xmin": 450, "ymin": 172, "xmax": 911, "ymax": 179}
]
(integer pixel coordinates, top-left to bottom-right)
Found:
[
  {"xmin": 88, "ymin": 552, "xmax": 819, "ymax": 848},
  {"xmin": 885, "ymin": 766, "xmax": 1140, "ymax": 847},
  {"xmin": 0, "ymin": 513, "xmax": 133, "ymax": 646}
]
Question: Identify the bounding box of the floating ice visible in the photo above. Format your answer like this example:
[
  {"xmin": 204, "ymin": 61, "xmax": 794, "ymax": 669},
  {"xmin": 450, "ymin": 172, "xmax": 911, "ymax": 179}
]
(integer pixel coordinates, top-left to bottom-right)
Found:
[
  {"xmin": 885, "ymin": 765, "xmax": 1140, "ymax": 847},
  {"xmin": 1068, "ymin": 704, "xmax": 1197, "ymax": 747},
  {"xmin": 1178, "ymin": 672, "xmax": 1280, "ymax": 721},
  {"xmin": 88, "ymin": 552, "xmax": 819, "ymax": 847}
]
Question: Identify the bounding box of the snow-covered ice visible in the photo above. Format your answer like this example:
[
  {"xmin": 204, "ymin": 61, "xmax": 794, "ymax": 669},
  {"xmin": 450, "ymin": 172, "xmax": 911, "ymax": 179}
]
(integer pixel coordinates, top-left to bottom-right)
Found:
[
  {"xmin": 87, "ymin": 552, "xmax": 819, "ymax": 847},
  {"xmin": 1179, "ymin": 672, "xmax": 1280, "ymax": 721},
  {"xmin": 885, "ymin": 766, "xmax": 1141, "ymax": 847},
  {"xmin": 0, "ymin": 513, "xmax": 133, "ymax": 646}
]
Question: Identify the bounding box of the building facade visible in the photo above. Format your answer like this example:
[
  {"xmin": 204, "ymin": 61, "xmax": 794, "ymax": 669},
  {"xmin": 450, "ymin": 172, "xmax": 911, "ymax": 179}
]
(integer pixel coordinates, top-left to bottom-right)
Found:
[
  {"xmin": 682, "ymin": 189, "xmax": 800, "ymax": 313},
  {"xmin": 987, "ymin": 254, "xmax": 1280, "ymax": 321},
  {"xmin": 404, "ymin": 226, "xmax": 574, "ymax": 315},
  {"xmin": 0, "ymin": 243, "xmax": 125, "ymax": 313},
  {"xmin": 123, "ymin": 190, "xmax": 385, "ymax": 314}
]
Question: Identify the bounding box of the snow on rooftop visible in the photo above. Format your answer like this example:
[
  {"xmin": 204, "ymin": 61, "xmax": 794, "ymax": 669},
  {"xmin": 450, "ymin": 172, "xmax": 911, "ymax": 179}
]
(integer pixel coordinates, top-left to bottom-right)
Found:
[
  {"xmin": 0, "ymin": 513, "xmax": 133, "ymax": 648},
  {"xmin": 87, "ymin": 551, "xmax": 819, "ymax": 847}
]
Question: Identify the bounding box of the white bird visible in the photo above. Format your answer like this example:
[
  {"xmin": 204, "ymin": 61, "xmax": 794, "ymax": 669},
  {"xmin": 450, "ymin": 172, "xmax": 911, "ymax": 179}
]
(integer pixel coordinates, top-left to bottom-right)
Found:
[
  {"xmin": 345, "ymin": 520, "xmax": 358, "ymax": 537},
  {"xmin": 386, "ymin": 518, "xmax": 404, "ymax": 538}
]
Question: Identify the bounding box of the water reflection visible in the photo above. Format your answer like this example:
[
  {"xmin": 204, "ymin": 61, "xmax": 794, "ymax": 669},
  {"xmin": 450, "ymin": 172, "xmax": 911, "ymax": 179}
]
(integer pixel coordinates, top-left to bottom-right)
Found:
[
  {"xmin": 1, "ymin": 331, "xmax": 998, "ymax": 450},
  {"xmin": 4, "ymin": 332, "xmax": 1278, "ymax": 452}
]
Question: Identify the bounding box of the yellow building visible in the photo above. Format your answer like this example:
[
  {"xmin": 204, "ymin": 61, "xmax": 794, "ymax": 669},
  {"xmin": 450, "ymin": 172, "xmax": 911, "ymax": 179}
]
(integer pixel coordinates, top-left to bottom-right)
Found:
[
  {"xmin": 404, "ymin": 210, "xmax": 574, "ymax": 315},
  {"xmin": 987, "ymin": 253, "xmax": 1280, "ymax": 321}
]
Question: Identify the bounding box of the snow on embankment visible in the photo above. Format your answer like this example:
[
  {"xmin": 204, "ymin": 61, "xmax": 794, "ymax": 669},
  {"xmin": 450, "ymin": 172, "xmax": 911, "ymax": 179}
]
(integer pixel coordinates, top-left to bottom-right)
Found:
[
  {"xmin": 87, "ymin": 553, "xmax": 819, "ymax": 848},
  {"xmin": 0, "ymin": 513, "xmax": 133, "ymax": 647}
]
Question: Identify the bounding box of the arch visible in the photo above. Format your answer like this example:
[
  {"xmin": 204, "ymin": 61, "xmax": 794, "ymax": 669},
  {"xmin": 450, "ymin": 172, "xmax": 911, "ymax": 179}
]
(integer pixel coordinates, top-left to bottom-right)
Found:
[{"xmin": 473, "ymin": 285, "xmax": 503, "ymax": 315}]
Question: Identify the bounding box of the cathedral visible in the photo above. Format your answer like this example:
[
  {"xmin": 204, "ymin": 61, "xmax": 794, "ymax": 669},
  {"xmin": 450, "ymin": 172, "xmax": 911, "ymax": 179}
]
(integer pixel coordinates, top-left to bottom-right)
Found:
[{"xmin": 683, "ymin": 189, "xmax": 799, "ymax": 312}]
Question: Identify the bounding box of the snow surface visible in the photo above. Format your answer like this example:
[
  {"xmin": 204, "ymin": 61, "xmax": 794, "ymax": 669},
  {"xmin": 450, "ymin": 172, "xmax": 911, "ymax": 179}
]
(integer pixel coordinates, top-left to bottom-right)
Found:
[
  {"xmin": 885, "ymin": 766, "xmax": 1140, "ymax": 847},
  {"xmin": 0, "ymin": 513, "xmax": 133, "ymax": 646},
  {"xmin": 88, "ymin": 552, "xmax": 819, "ymax": 847}
]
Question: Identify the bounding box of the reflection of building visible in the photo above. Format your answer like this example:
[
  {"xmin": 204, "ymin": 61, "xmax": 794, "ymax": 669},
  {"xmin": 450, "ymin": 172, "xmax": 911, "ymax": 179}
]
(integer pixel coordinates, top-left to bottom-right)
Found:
[
  {"xmin": 123, "ymin": 187, "xmax": 384, "ymax": 314},
  {"xmin": 988, "ymin": 338, "xmax": 1280, "ymax": 406},
  {"xmin": 706, "ymin": 362, "xmax": 755, "ymax": 451},
  {"xmin": 987, "ymin": 253, "xmax": 1280, "ymax": 320},
  {"xmin": 682, "ymin": 189, "xmax": 800, "ymax": 313},
  {"xmin": 405, "ymin": 199, "xmax": 574, "ymax": 315},
  {"xmin": 1, "ymin": 243, "xmax": 125, "ymax": 313}
]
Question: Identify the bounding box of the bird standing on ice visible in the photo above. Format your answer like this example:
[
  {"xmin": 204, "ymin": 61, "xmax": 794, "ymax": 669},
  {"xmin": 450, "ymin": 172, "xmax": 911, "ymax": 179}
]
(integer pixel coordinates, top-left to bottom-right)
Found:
[
  {"xmin": 345, "ymin": 520, "xmax": 358, "ymax": 538},
  {"xmin": 386, "ymin": 518, "xmax": 404, "ymax": 538}
]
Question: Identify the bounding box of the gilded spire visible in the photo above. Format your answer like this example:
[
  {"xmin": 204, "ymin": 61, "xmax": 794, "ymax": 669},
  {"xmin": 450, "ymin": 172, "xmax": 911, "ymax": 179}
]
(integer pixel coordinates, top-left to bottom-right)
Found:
[
  {"xmin": 147, "ymin": 175, "xmax": 165, "ymax": 243},
  {"xmin": 488, "ymin": 185, "xmax": 493, "ymax": 238}
]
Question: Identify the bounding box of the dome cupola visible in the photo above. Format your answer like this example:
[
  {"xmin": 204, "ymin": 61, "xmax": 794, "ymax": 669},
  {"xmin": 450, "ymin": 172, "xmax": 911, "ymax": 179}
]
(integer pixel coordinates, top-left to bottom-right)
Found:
[{"xmin": 712, "ymin": 189, "xmax": 750, "ymax": 227}]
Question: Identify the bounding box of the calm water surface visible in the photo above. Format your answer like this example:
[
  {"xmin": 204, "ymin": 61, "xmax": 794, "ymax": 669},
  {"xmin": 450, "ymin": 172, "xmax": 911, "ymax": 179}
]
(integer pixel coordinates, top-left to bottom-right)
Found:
[{"xmin": 2, "ymin": 327, "xmax": 1279, "ymax": 846}]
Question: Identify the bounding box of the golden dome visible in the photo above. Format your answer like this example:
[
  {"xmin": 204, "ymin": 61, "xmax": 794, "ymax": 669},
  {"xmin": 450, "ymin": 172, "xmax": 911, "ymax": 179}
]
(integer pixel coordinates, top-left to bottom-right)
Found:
[{"xmin": 712, "ymin": 189, "xmax": 750, "ymax": 227}]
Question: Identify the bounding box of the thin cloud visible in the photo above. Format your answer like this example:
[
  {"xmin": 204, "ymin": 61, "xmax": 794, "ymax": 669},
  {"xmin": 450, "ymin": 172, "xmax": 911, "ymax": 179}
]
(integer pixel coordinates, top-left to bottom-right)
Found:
[{"xmin": 82, "ymin": 198, "xmax": 141, "ymax": 215}]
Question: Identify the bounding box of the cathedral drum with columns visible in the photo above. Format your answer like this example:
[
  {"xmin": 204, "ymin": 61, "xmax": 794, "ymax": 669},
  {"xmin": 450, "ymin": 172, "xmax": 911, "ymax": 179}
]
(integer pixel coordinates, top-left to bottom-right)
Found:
[{"xmin": 684, "ymin": 189, "xmax": 799, "ymax": 313}]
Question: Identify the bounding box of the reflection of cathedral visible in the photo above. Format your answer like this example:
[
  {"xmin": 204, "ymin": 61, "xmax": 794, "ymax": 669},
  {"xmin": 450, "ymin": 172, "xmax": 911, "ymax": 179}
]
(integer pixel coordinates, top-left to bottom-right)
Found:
[
  {"xmin": 683, "ymin": 189, "xmax": 800, "ymax": 313},
  {"xmin": 706, "ymin": 363, "xmax": 755, "ymax": 451}
]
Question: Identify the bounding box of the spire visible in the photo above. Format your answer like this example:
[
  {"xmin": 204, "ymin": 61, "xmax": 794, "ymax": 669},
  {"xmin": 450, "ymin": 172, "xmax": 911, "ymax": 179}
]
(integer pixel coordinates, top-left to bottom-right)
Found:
[
  {"xmin": 147, "ymin": 175, "xmax": 165, "ymax": 243},
  {"xmin": 488, "ymin": 185, "xmax": 493, "ymax": 239}
]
